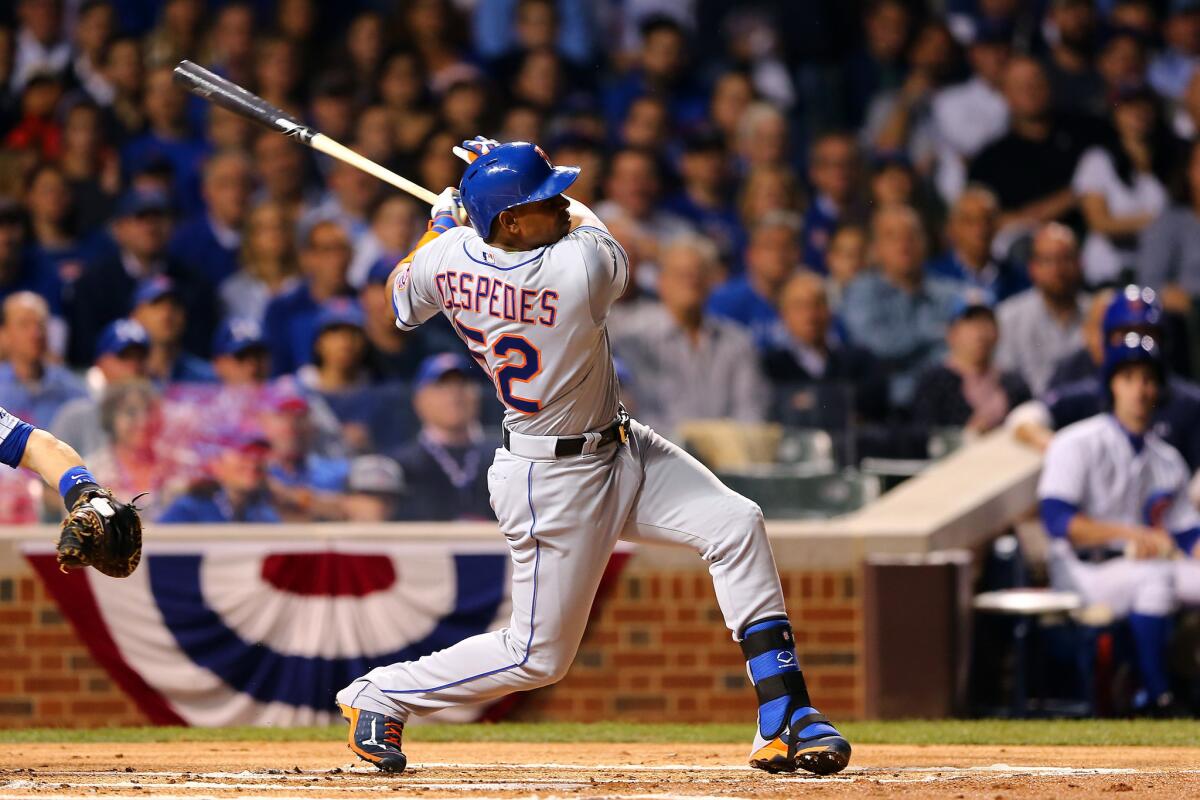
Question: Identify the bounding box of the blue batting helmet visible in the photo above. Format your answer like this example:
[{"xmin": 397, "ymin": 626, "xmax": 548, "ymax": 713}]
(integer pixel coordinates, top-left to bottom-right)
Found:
[
  {"xmin": 458, "ymin": 142, "xmax": 580, "ymax": 239},
  {"xmin": 1102, "ymin": 332, "xmax": 1165, "ymax": 387},
  {"xmin": 1103, "ymin": 285, "xmax": 1162, "ymax": 334}
]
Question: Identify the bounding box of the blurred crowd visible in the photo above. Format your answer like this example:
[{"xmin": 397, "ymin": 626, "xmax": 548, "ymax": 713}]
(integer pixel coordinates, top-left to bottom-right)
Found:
[{"xmin": 7, "ymin": 0, "xmax": 1200, "ymax": 522}]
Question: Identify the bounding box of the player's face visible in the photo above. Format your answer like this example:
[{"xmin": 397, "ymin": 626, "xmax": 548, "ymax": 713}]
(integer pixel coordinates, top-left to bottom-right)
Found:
[
  {"xmin": 1111, "ymin": 363, "xmax": 1160, "ymax": 428},
  {"xmin": 501, "ymin": 194, "xmax": 571, "ymax": 248}
]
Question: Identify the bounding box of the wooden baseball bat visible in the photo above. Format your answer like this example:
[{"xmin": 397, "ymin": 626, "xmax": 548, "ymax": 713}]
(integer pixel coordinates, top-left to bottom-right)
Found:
[{"xmin": 173, "ymin": 60, "xmax": 440, "ymax": 206}]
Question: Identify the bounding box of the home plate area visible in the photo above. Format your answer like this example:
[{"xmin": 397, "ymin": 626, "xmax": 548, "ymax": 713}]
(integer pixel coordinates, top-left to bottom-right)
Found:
[{"xmin": 1, "ymin": 743, "xmax": 1199, "ymax": 799}]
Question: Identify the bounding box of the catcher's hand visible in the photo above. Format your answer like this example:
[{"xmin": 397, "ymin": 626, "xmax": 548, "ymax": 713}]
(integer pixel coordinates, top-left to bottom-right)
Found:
[{"xmin": 57, "ymin": 488, "xmax": 144, "ymax": 578}]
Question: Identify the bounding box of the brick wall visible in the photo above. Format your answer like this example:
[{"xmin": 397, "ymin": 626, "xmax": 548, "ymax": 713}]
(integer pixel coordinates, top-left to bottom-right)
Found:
[
  {"xmin": 512, "ymin": 561, "xmax": 863, "ymax": 722},
  {"xmin": 0, "ymin": 546, "xmax": 862, "ymax": 728},
  {"xmin": 0, "ymin": 556, "xmax": 149, "ymax": 728}
]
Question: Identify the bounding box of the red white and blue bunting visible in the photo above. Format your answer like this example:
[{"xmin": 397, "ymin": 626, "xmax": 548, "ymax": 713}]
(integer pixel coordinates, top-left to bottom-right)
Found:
[{"xmin": 24, "ymin": 541, "xmax": 528, "ymax": 726}]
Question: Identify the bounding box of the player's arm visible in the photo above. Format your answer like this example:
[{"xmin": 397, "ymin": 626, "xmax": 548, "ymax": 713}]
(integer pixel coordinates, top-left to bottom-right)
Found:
[
  {"xmin": 1043, "ymin": 505, "xmax": 1174, "ymax": 557},
  {"xmin": 388, "ymin": 187, "xmax": 464, "ymax": 331},
  {"xmin": 0, "ymin": 408, "xmax": 142, "ymax": 576},
  {"xmin": 566, "ymin": 197, "xmax": 607, "ymax": 233}
]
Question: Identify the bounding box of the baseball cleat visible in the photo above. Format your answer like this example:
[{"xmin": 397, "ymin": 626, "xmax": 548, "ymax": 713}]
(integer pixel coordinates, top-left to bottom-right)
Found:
[
  {"xmin": 338, "ymin": 703, "xmax": 407, "ymax": 773},
  {"xmin": 749, "ymin": 714, "xmax": 851, "ymax": 776}
]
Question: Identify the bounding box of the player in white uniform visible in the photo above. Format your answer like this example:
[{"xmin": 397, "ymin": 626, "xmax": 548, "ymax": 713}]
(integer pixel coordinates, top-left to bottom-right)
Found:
[
  {"xmin": 335, "ymin": 139, "xmax": 851, "ymax": 775},
  {"xmin": 1038, "ymin": 333, "xmax": 1200, "ymax": 713}
]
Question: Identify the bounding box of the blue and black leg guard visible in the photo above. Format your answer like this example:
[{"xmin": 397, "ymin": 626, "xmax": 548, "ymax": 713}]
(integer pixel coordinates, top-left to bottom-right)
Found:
[{"xmin": 740, "ymin": 617, "xmax": 850, "ymax": 775}]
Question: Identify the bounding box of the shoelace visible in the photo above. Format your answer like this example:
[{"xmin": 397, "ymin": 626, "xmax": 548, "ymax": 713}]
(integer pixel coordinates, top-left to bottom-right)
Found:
[{"xmin": 383, "ymin": 721, "xmax": 403, "ymax": 748}]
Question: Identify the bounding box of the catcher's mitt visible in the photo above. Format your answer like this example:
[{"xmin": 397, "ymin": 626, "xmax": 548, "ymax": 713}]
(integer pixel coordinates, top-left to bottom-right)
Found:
[{"xmin": 56, "ymin": 488, "xmax": 144, "ymax": 578}]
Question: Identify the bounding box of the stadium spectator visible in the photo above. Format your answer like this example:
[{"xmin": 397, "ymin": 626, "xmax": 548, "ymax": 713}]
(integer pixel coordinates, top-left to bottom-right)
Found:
[
  {"xmin": 0, "ymin": 199, "xmax": 59, "ymax": 310},
  {"xmin": 611, "ymin": 236, "xmax": 768, "ymax": 437},
  {"xmin": 211, "ymin": 318, "xmax": 270, "ymax": 386},
  {"xmin": 823, "ymin": 224, "xmax": 868, "ymax": 311},
  {"xmin": 863, "ymin": 20, "xmax": 960, "ymax": 174},
  {"xmin": 663, "ymin": 130, "xmax": 741, "ymax": 266},
  {"xmin": 1045, "ymin": 287, "xmax": 1117, "ymax": 391},
  {"xmin": 376, "ymin": 50, "xmax": 437, "ymax": 158},
  {"xmin": 57, "ymin": 101, "xmax": 119, "ymax": 235},
  {"xmin": 762, "ymin": 272, "xmax": 886, "ymax": 425},
  {"xmin": 1137, "ymin": 139, "xmax": 1200, "ymax": 312},
  {"xmin": 219, "ymin": 201, "xmax": 300, "ymax": 324},
  {"xmin": 931, "ymin": 21, "xmax": 1011, "ymax": 202},
  {"xmin": 912, "ymin": 298, "xmax": 1030, "ymax": 434},
  {"xmin": 168, "ymin": 149, "xmax": 253, "ymax": 286},
  {"xmin": 204, "ymin": 2, "xmax": 255, "ymax": 88},
  {"xmin": 802, "ymin": 132, "xmax": 863, "ymax": 274},
  {"xmin": 11, "ymin": 0, "xmax": 70, "ymax": 92},
  {"xmin": 299, "ymin": 300, "xmax": 370, "ymax": 393},
  {"xmin": 1040, "ymin": 0, "xmax": 1104, "ymax": 117},
  {"xmin": 1073, "ymin": 86, "xmax": 1172, "ymax": 286},
  {"xmin": 344, "ymin": 454, "xmax": 405, "ymax": 522},
  {"xmin": 260, "ymin": 391, "xmax": 349, "ymax": 521},
  {"xmin": 995, "ymin": 224, "xmax": 1089, "ymax": 396},
  {"xmin": 968, "ymin": 56, "xmax": 1093, "ymax": 232},
  {"xmin": 23, "ymin": 163, "xmax": 80, "ymax": 311},
  {"xmin": 595, "ymin": 147, "xmax": 692, "ymax": 292},
  {"xmin": 143, "ymin": 0, "xmax": 204, "ymax": 69},
  {"xmin": 130, "ymin": 276, "xmax": 215, "ymax": 384},
  {"xmin": 68, "ymin": 0, "xmax": 114, "ymax": 106},
  {"xmin": 251, "ymin": 129, "xmax": 314, "ymax": 213},
  {"xmin": 603, "ymin": 15, "xmax": 706, "ymax": 132},
  {"xmin": 735, "ymin": 102, "xmax": 789, "ymax": 174},
  {"xmin": 841, "ymin": 205, "xmax": 963, "ymax": 409},
  {"xmin": 119, "ymin": 65, "xmax": 205, "ymax": 211},
  {"xmin": 86, "ymin": 379, "xmax": 181, "ymax": 519},
  {"xmin": 359, "ymin": 260, "xmax": 439, "ymax": 382},
  {"xmin": 50, "ymin": 318, "xmax": 148, "ymax": 456},
  {"xmin": 0, "ymin": 291, "xmax": 85, "ymax": 428},
  {"xmin": 928, "ymin": 185, "xmax": 1028, "ymax": 302},
  {"xmin": 158, "ymin": 433, "xmax": 280, "ymax": 523},
  {"xmin": 253, "ymin": 35, "xmax": 302, "ymax": 114},
  {"xmin": 709, "ymin": 70, "xmax": 755, "ymax": 149},
  {"xmin": 393, "ymin": 353, "xmax": 493, "ymax": 522},
  {"xmin": 1148, "ymin": 0, "xmax": 1200, "ymax": 100},
  {"xmin": 348, "ymin": 194, "xmax": 423, "ymax": 289},
  {"xmin": 300, "ymin": 156, "xmax": 378, "ymax": 243},
  {"xmin": 263, "ymin": 220, "xmax": 355, "ymax": 376},
  {"xmin": 66, "ymin": 188, "xmax": 217, "ymax": 366},
  {"xmin": 844, "ymin": 0, "xmax": 911, "ymax": 127},
  {"xmin": 6, "ymin": 72, "xmax": 64, "ymax": 162},
  {"xmin": 707, "ymin": 211, "xmax": 801, "ymax": 349},
  {"xmin": 98, "ymin": 35, "xmax": 145, "ymax": 137}
]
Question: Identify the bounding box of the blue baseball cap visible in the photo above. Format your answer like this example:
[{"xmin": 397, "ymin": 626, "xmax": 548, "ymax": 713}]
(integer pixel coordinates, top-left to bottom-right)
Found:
[
  {"xmin": 213, "ymin": 318, "xmax": 266, "ymax": 356},
  {"xmin": 95, "ymin": 319, "xmax": 149, "ymax": 358},
  {"xmin": 1103, "ymin": 332, "xmax": 1165, "ymax": 386},
  {"xmin": 948, "ymin": 290, "xmax": 995, "ymax": 323},
  {"xmin": 134, "ymin": 275, "xmax": 180, "ymax": 307},
  {"xmin": 366, "ymin": 258, "xmax": 397, "ymax": 287},
  {"xmin": 314, "ymin": 299, "xmax": 365, "ymax": 334},
  {"xmin": 415, "ymin": 352, "xmax": 472, "ymax": 388},
  {"xmin": 116, "ymin": 188, "xmax": 172, "ymax": 218},
  {"xmin": 1103, "ymin": 285, "xmax": 1162, "ymax": 334}
]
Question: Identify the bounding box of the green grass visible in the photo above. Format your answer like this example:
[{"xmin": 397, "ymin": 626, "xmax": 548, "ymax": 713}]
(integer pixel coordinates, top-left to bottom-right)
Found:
[{"xmin": 1, "ymin": 720, "xmax": 1198, "ymax": 747}]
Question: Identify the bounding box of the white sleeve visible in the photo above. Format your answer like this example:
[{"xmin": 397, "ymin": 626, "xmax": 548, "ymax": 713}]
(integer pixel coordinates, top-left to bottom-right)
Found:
[
  {"xmin": 1037, "ymin": 431, "xmax": 1088, "ymax": 504},
  {"xmin": 1072, "ymin": 148, "xmax": 1113, "ymax": 196},
  {"xmin": 1164, "ymin": 451, "xmax": 1200, "ymax": 532},
  {"xmin": 571, "ymin": 226, "xmax": 630, "ymax": 324},
  {"xmin": 391, "ymin": 246, "xmax": 443, "ymax": 331}
]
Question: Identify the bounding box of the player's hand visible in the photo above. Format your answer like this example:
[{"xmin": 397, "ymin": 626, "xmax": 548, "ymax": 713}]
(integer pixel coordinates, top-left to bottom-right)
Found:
[
  {"xmin": 453, "ymin": 136, "xmax": 501, "ymax": 164},
  {"xmin": 430, "ymin": 186, "xmax": 467, "ymax": 228},
  {"xmin": 1126, "ymin": 528, "xmax": 1177, "ymax": 560}
]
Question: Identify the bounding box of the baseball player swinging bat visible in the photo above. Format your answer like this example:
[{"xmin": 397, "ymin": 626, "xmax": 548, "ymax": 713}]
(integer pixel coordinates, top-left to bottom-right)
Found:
[{"xmin": 172, "ymin": 60, "xmax": 440, "ymax": 207}]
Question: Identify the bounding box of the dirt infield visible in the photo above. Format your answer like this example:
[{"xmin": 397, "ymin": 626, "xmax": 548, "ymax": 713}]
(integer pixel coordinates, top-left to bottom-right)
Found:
[{"xmin": 0, "ymin": 742, "xmax": 1197, "ymax": 799}]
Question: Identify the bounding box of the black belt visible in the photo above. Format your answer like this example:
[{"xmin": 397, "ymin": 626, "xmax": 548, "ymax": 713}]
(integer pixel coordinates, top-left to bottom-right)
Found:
[{"xmin": 503, "ymin": 414, "xmax": 630, "ymax": 457}]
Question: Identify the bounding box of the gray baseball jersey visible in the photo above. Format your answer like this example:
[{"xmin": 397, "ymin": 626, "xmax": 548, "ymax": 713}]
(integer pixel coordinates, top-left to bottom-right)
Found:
[
  {"xmin": 339, "ymin": 216, "xmax": 789, "ymax": 727},
  {"xmin": 391, "ymin": 224, "xmax": 627, "ymax": 436}
]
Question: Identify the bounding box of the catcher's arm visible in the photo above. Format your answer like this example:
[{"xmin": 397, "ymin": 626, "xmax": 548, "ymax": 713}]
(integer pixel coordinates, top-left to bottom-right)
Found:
[
  {"xmin": 20, "ymin": 428, "xmax": 88, "ymax": 492},
  {"xmin": 18, "ymin": 426, "xmax": 143, "ymax": 577}
]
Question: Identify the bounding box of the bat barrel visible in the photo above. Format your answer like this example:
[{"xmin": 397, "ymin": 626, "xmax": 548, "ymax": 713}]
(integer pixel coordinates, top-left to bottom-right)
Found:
[{"xmin": 173, "ymin": 60, "xmax": 312, "ymax": 142}]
